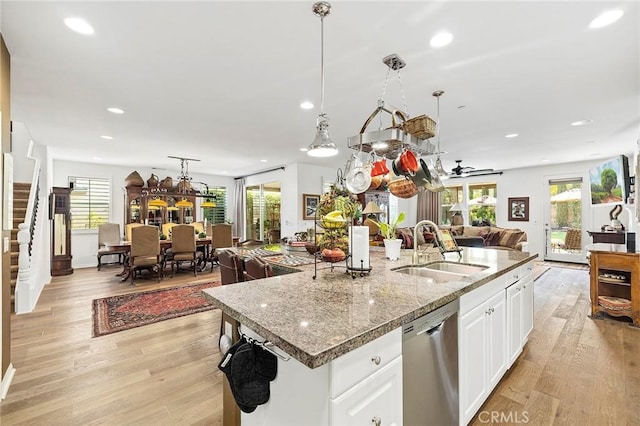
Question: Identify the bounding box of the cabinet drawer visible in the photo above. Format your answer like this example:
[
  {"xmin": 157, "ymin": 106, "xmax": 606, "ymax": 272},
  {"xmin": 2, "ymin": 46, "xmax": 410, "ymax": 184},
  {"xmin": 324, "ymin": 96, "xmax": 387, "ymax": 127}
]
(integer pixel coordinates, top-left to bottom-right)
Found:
[
  {"xmin": 330, "ymin": 356, "xmax": 403, "ymax": 426},
  {"xmin": 330, "ymin": 327, "xmax": 401, "ymax": 398}
]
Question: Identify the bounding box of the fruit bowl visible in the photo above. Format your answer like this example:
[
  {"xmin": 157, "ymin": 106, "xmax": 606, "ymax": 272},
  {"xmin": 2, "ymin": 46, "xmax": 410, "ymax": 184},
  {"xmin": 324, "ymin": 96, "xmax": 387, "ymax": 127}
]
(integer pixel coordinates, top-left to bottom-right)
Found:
[
  {"xmin": 320, "ymin": 248, "xmax": 346, "ymax": 263},
  {"xmin": 321, "ymin": 254, "xmax": 346, "ymax": 263},
  {"xmin": 321, "ymin": 219, "xmax": 348, "ymax": 229}
]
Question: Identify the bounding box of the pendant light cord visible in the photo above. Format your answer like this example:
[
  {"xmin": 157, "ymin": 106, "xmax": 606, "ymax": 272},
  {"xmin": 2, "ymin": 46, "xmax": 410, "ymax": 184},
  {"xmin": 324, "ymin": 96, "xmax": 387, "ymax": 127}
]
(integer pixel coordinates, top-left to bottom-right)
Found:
[{"xmin": 320, "ymin": 14, "xmax": 325, "ymax": 115}]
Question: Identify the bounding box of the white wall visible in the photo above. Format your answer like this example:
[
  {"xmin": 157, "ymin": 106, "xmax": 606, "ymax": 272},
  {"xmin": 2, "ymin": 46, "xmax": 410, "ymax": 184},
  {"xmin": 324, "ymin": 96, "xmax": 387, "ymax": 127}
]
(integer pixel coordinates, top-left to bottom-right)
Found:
[{"xmin": 52, "ymin": 160, "xmax": 234, "ymax": 268}]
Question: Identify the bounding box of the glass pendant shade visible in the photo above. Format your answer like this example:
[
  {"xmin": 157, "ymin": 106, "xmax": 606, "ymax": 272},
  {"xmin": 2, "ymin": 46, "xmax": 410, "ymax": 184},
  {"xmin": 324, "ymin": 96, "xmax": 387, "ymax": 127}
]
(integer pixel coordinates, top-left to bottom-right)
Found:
[
  {"xmin": 201, "ymin": 200, "xmax": 217, "ymax": 208},
  {"xmin": 308, "ymin": 114, "xmax": 338, "ymax": 157},
  {"xmin": 167, "ymin": 206, "xmax": 179, "ymax": 211},
  {"xmin": 176, "ymin": 198, "xmax": 193, "ymax": 208},
  {"xmin": 434, "ymin": 157, "xmax": 450, "ymax": 180}
]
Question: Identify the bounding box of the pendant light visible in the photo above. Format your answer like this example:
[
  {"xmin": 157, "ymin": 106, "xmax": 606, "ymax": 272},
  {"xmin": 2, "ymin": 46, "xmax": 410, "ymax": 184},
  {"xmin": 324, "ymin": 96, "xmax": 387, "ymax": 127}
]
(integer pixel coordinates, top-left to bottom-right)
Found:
[
  {"xmin": 200, "ymin": 183, "xmax": 217, "ymax": 208},
  {"xmin": 148, "ymin": 197, "xmax": 168, "ymax": 208},
  {"xmin": 432, "ymin": 90, "xmax": 449, "ymax": 180},
  {"xmin": 169, "ymin": 156, "xmax": 199, "ymax": 209},
  {"xmin": 307, "ymin": 2, "xmax": 338, "ymax": 158}
]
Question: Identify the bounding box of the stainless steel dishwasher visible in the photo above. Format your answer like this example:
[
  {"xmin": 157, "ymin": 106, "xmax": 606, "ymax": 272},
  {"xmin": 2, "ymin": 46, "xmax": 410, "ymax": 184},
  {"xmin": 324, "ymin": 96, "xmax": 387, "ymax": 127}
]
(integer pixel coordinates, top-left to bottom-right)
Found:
[{"xmin": 403, "ymin": 299, "xmax": 459, "ymax": 426}]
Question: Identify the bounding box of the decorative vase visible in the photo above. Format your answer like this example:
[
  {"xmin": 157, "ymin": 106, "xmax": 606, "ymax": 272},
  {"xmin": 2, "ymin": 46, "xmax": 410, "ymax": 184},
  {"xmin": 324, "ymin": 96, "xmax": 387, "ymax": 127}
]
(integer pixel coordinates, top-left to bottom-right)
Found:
[{"xmin": 383, "ymin": 238, "xmax": 403, "ymax": 260}]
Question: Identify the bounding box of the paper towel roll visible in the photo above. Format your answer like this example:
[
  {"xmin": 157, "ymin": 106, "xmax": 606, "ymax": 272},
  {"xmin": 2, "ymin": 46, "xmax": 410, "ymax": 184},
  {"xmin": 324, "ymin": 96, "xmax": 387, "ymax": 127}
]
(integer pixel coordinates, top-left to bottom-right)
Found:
[{"xmin": 349, "ymin": 226, "xmax": 370, "ymax": 269}]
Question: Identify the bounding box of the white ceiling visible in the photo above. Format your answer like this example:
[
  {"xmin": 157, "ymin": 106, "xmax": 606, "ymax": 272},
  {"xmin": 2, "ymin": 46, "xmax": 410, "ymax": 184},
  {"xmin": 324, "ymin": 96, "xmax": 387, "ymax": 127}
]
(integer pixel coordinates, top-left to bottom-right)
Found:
[{"xmin": 1, "ymin": 1, "xmax": 639, "ymax": 178}]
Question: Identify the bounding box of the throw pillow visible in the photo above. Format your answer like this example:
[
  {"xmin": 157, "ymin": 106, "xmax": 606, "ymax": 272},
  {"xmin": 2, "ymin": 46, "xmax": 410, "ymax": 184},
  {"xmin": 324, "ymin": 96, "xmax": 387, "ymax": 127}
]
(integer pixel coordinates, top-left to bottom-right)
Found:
[
  {"xmin": 498, "ymin": 230, "xmax": 525, "ymax": 249},
  {"xmin": 423, "ymin": 231, "xmax": 436, "ymax": 244},
  {"xmin": 482, "ymin": 231, "xmax": 503, "ymax": 247},
  {"xmin": 396, "ymin": 229, "xmax": 414, "ymax": 249}
]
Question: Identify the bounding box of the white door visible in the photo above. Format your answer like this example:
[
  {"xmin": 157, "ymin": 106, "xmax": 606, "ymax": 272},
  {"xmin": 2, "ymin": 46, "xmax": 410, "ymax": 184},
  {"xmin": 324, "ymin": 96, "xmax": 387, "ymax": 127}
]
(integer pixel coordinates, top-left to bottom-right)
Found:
[{"xmin": 543, "ymin": 176, "xmax": 587, "ymax": 263}]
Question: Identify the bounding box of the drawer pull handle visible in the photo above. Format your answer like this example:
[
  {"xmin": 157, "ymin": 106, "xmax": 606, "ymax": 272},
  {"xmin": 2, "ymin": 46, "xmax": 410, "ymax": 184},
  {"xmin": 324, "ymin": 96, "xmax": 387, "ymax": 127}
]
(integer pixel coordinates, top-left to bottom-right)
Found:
[
  {"xmin": 371, "ymin": 356, "xmax": 381, "ymax": 365},
  {"xmin": 486, "ymin": 307, "xmax": 494, "ymax": 315},
  {"xmin": 372, "ymin": 416, "xmax": 381, "ymax": 426}
]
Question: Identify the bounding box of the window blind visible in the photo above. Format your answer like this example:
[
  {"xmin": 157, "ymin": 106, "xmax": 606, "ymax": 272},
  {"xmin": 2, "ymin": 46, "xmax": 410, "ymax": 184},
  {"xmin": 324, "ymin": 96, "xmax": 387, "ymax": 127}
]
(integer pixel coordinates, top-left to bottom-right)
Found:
[
  {"xmin": 69, "ymin": 177, "xmax": 110, "ymax": 230},
  {"xmin": 201, "ymin": 186, "xmax": 227, "ymax": 224}
]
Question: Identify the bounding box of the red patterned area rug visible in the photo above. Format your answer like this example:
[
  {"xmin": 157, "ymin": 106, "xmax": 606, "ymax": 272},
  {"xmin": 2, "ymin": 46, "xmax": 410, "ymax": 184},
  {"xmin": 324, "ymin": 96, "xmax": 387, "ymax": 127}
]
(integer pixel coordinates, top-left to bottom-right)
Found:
[{"xmin": 92, "ymin": 282, "xmax": 220, "ymax": 337}]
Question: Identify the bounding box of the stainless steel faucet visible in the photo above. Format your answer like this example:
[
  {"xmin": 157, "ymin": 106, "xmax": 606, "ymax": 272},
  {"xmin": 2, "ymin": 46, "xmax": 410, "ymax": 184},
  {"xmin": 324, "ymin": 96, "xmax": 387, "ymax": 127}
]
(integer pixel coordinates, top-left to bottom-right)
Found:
[{"xmin": 413, "ymin": 220, "xmax": 445, "ymax": 264}]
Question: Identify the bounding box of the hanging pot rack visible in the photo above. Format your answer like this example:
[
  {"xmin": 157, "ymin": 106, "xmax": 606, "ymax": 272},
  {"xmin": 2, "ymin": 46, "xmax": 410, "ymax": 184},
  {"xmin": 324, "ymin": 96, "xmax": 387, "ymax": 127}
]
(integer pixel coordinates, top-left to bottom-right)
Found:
[{"xmin": 347, "ymin": 54, "xmax": 436, "ymax": 159}]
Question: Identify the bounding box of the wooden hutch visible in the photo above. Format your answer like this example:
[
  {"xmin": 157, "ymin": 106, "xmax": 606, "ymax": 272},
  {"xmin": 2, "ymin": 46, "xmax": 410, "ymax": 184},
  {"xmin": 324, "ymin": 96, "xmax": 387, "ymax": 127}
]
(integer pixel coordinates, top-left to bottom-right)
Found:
[{"xmin": 125, "ymin": 185, "xmax": 197, "ymax": 226}]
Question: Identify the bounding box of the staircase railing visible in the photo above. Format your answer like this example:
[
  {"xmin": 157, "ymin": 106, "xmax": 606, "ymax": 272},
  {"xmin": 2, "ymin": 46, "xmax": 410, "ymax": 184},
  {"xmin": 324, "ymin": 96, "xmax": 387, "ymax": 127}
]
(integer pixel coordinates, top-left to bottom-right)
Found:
[{"xmin": 15, "ymin": 139, "xmax": 41, "ymax": 314}]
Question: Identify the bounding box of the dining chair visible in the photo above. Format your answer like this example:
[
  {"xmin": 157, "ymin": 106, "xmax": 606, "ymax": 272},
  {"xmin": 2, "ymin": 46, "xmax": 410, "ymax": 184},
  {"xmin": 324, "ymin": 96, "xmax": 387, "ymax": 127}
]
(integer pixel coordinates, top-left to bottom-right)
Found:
[
  {"xmin": 192, "ymin": 221, "xmax": 205, "ymax": 235},
  {"xmin": 129, "ymin": 225, "xmax": 162, "ymax": 284},
  {"xmin": 96, "ymin": 223, "xmax": 127, "ymax": 270},
  {"xmin": 161, "ymin": 222, "xmax": 177, "ymax": 239},
  {"xmin": 207, "ymin": 223, "xmax": 233, "ymax": 272},
  {"xmin": 218, "ymin": 249, "xmax": 245, "ymax": 337},
  {"xmin": 169, "ymin": 224, "xmax": 202, "ymax": 277},
  {"xmin": 125, "ymin": 222, "xmax": 145, "ymax": 241},
  {"xmin": 244, "ymin": 256, "xmax": 274, "ymax": 281}
]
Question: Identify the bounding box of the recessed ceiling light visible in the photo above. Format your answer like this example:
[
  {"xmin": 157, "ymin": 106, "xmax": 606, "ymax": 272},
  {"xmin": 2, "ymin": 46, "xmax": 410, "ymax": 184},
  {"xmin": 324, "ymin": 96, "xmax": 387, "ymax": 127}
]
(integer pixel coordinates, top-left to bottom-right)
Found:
[
  {"xmin": 64, "ymin": 17, "xmax": 94, "ymax": 35},
  {"xmin": 92, "ymin": 156, "xmax": 102, "ymax": 161},
  {"xmin": 430, "ymin": 31, "xmax": 453, "ymax": 48},
  {"xmin": 300, "ymin": 321, "xmax": 309, "ymax": 327},
  {"xmin": 541, "ymin": 159, "xmax": 550, "ymax": 163},
  {"xmin": 300, "ymin": 101, "xmax": 314, "ymax": 110},
  {"xmin": 300, "ymin": 147, "xmax": 309, "ymax": 152},
  {"xmin": 589, "ymin": 9, "xmax": 624, "ymax": 29},
  {"xmin": 571, "ymin": 119, "xmax": 593, "ymax": 126},
  {"xmin": 100, "ymin": 135, "xmax": 113, "ymax": 140},
  {"xmin": 260, "ymin": 159, "xmax": 268, "ymax": 163},
  {"xmin": 457, "ymin": 105, "xmax": 466, "ymax": 110},
  {"xmin": 107, "ymin": 107, "xmax": 124, "ymax": 114},
  {"xmin": 505, "ymin": 133, "xmax": 519, "ymax": 138},
  {"xmin": 221, "ymin": 171, "xmax": 228, "ymax": 174}
]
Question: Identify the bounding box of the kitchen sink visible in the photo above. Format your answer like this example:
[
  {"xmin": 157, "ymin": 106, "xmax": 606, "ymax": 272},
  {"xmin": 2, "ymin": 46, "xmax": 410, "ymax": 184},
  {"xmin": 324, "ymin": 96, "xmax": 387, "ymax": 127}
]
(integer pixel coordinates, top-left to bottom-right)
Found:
[
  {"xmin": 392, "ymin": 266, "xmax": 467, "ymax": 283},
  {"xmin": 421, "ymin": 261, "xmax": 488, "ymax": 275}
]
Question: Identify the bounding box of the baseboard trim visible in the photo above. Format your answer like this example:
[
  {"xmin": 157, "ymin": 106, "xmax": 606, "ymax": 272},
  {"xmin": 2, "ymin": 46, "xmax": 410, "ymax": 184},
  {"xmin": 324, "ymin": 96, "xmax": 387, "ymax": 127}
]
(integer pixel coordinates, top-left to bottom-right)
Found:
[{"xmin": 1, "ymin": 363, "xmax": 16, "ymax": 399}]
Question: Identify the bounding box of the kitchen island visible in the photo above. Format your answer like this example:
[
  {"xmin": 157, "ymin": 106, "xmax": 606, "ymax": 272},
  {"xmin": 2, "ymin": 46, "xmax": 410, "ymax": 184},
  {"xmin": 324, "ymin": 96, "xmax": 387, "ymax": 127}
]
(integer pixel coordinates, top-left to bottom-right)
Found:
[{"xmin": 204, "ymin": 246, "xmax": 537, "ymax": 425}]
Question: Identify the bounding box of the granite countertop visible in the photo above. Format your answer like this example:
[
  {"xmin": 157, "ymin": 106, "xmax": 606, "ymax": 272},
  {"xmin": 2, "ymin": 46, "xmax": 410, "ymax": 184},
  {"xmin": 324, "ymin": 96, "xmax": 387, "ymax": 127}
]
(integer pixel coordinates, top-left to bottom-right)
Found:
[{"xmin": 203, "ymin": 247, "xmax": 537, "ymax": 369}]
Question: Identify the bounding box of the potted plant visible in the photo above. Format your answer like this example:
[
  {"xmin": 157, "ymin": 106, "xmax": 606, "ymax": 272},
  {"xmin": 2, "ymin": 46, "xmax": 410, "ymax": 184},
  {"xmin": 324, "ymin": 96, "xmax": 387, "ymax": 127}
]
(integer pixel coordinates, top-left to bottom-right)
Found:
[{"xmin": 373, "ymin": 212, "xmax": 405, "ymax": 260}]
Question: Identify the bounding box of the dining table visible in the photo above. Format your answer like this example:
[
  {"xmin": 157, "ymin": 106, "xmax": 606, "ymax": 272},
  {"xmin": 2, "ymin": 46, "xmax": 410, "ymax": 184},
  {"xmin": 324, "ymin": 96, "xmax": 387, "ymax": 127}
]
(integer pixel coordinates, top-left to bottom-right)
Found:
[{"xmin": 105, "ymin": 237, "xmax": 213, "ymax": 281}]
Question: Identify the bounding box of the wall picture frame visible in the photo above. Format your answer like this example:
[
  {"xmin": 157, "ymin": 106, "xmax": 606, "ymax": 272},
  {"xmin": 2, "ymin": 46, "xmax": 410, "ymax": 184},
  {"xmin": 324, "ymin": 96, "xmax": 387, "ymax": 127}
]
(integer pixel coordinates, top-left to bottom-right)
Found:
[
  {"xmin": 302, "ymin": 194, "xmax": 320, "ymax": 220},
  {"xmin": 508, "ymin": 197, "xmax": 529, "ymax": 222}
]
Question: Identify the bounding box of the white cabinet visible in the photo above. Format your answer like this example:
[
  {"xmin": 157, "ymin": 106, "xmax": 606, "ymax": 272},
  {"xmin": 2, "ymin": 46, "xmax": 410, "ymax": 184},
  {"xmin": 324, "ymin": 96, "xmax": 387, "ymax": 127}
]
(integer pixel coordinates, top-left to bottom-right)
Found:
[
  {"xmin": 330, "ymin": 356, "xmax": 403, "ymax": 426},
  {"xmin": 459, "ymin": 290, "xmax": 506, "ymax": 425},
  {"xmin": 506, "ymin": 268, "xmax": 534, "ymax": 366},
  {"xmin": 241, "ymin": 326, "xmax": 402, "ymax": 426}
]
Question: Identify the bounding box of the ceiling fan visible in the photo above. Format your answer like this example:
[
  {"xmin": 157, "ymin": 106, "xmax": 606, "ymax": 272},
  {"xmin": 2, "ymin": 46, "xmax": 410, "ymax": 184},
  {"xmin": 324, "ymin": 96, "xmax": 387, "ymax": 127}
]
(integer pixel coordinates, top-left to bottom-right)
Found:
[{"xmin": 449, "ymin": 160, "xmax": 502, "ymax": 178}]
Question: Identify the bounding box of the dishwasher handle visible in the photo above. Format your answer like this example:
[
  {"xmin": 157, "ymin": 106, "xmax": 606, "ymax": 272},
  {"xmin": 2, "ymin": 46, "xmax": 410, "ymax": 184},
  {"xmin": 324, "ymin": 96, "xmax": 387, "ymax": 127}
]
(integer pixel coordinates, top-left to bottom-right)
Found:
[{"xmin": 420, "ymin": 321, "xmax": 444, "ymax": 336}]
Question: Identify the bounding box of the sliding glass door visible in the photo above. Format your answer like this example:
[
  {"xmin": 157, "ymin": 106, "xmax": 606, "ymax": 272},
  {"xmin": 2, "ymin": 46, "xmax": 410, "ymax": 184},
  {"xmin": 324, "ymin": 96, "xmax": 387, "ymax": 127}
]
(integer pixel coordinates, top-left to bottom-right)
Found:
[{"xmin": 245, "ymin": 182, "xmax": 281, "ymax": 243}]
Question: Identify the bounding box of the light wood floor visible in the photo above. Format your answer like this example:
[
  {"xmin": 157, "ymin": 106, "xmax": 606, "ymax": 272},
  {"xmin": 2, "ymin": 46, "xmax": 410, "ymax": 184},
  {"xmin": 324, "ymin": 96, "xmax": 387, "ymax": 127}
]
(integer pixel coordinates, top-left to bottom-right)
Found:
[{"xmin": 0, "ymin": 264, "xmax": 638, "ymax": 425}]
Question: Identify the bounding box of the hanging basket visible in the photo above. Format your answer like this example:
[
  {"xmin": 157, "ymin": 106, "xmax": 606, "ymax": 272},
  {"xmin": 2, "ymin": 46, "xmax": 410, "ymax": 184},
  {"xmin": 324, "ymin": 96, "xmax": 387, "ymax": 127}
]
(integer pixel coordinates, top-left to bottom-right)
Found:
[{"xmin": 403, "ymin": 114, "xmax": 437, "ymax": 140}]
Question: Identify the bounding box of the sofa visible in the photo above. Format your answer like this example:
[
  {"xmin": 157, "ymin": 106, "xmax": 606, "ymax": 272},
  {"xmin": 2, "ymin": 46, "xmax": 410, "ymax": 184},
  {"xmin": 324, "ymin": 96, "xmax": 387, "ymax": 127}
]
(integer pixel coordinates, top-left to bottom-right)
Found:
[
  {"xmin": 439, "ymin": 225, "xmax": 527, "ymax": 251},
  {"xmin": 395, "ymin": 224, "xmax": 527, "ymax": 252}
]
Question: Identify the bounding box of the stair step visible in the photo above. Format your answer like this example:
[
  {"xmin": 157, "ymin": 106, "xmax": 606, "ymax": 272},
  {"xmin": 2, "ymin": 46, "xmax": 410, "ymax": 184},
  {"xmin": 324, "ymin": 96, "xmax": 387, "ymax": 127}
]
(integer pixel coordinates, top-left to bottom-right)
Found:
[
  {"xmin": 13, "ymin": 199, "xmax": 28, "ymax": 207},
  {"xmin": 13, "ymin": 182, "xmax": 31, "ymax": 189}
]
